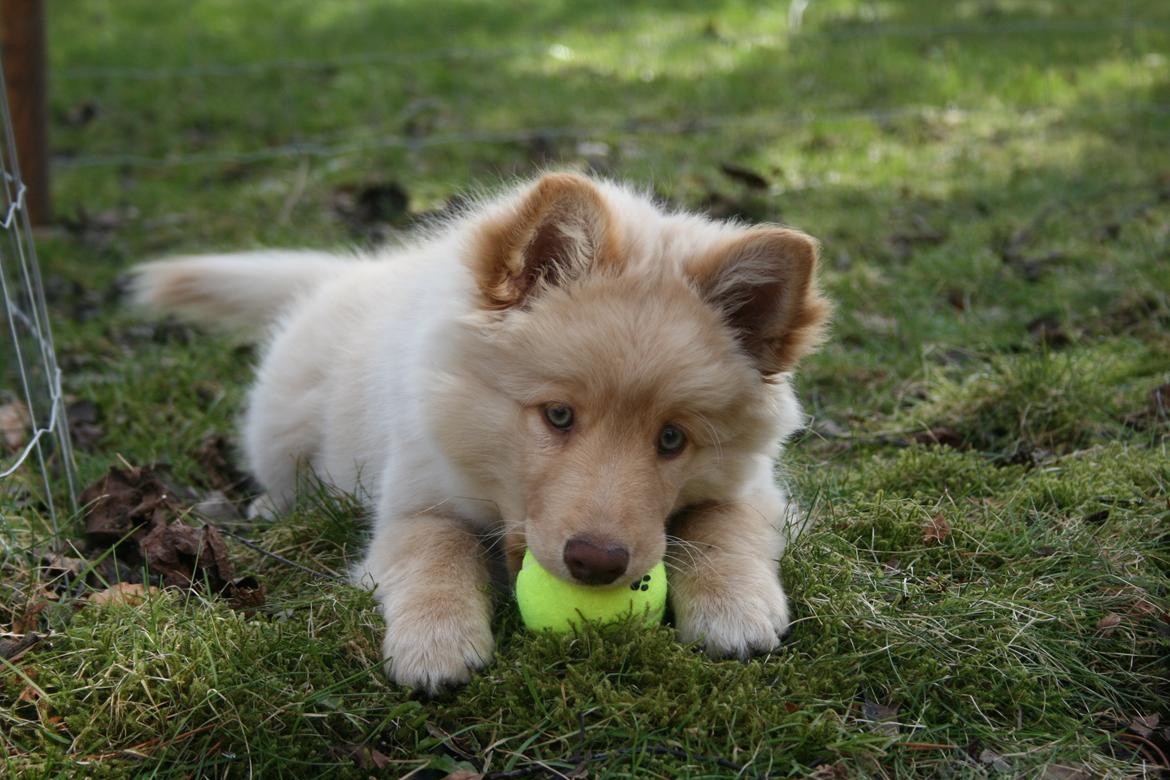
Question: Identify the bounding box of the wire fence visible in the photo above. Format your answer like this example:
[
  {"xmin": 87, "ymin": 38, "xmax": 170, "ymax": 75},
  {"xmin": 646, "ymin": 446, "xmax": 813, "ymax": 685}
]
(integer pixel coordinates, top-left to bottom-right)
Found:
[
  {"xmin": 51, "ymin": 101, "xmax": 1170, "ymax": 172},
  {"xmin": 0, "ymin": 64, "xmax": 75, "ymax": 536}
]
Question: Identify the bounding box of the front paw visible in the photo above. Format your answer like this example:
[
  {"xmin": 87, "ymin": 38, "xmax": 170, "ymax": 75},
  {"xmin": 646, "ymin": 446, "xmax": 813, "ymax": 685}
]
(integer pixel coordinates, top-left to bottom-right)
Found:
[
  {"xmin": 381, "ymin": 595, "xmax": 494, "ymax": 694},
  {"xmin": 673, "ymin": 571, "xmax": 790, "ymax": 660}
]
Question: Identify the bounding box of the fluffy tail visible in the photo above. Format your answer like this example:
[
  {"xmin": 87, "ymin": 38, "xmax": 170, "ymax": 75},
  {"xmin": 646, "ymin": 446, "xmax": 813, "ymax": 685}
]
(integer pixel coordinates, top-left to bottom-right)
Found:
[{"xmin": 130, "ymin": 250, "xmax": 346, "ymax": 332}]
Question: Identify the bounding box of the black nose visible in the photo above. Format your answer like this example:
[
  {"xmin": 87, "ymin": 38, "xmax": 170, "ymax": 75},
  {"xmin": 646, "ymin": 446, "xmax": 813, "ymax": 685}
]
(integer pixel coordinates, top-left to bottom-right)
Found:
[{"xmin": 563, "ymin": 536, "xmax": 630, "ymax": 585}]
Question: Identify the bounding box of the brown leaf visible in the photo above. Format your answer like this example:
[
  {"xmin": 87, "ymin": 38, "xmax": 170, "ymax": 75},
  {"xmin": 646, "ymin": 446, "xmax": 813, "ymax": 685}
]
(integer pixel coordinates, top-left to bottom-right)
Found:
[
  {"xmin": 80, "ymin": 465, "xmax": 178, "ymax": 544},
  {"xmin": 1026, "ymin": 314, "xmax": 1072, "ymax": 348},
  {"xmin": 1082, "ymin": 509, "xmax": 1110, "ymax": 525},
  {"xmin": 137, "ymin": 521, "xmax": 234, "ymax": 590},
  {"xmin": 863, "ymin": 699, "xmax": 900, "ymax": 737},
  {"xmin": 0, "ymin": 399, "xmax": 30, "ymax": 451},
  {"xmin": 1129, "ymin": 713, "xmax": 1160, "ymax": 738},
  {"xmin": 719, "ymin": 162, "xmax": 769, "ymax": 190},
  {"xmin": 79, "ymin": 464, "xmax": 239, "ymax": 594},
  {"xmin": 18, "ymin": 683, "xmax": 40, "ymax": 703},
  {"xmin": 192, "ymin": 434, "xmax": 254, "ymax": 498},
  {"xmin": 67, "ymin": 399, "xmax": 104, "ymax": 451},
  {"xmin": 1096, "ymin": 613, "xmax": 1123, "ymax": 631},
  {"xmin": 944, "ymin": 289, "xmax": 968, "ymax": 311},
  {"xmin": 39, "ymin": 552, "xmax": 85, "ymax": 578},
  {"xmin": 912, "ymin": 427, "xmax": 963, "ymax": 449},
  {"xmin": 13, "ymin": 598, "xmax": 51, "ymax": 634},
  {"xmin": 223, "ymin": 576, "xmax": 267, "ymax": 614},
  {"xmin": 922, "ymin": 514, "xmax": 951, "ymax": 545},
  {"xmin": 89, "ymin": 582, "xmax": 157, "ymax": 606},
  {"xmin": 698, "ymin": 190, "xmax": 773, "ymax": 223},
  {"xmin": 330, "ymin": 744, "xmax": 392, "ymax": 770},
  {"xmin": 978, "ymin": 748, "xmax": 1010, "ymax": 772},
  {"xmin": 333, "ymin": 181, "xmax": 410, "ymax": 228}
]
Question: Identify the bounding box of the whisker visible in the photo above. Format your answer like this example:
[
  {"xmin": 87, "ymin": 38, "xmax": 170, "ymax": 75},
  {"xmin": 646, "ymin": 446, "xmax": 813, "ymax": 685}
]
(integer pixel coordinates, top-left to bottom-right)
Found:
[{"xmin": 693, "ymin": 412, "xmax": 725, "ymax": 465}]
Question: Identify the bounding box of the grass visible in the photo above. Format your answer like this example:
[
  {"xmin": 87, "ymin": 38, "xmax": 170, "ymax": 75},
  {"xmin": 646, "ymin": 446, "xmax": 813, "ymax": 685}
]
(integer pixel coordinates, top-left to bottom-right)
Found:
[{"xmin": 3, "ymin": 0, "xmax": 1169, "ymax": 776}]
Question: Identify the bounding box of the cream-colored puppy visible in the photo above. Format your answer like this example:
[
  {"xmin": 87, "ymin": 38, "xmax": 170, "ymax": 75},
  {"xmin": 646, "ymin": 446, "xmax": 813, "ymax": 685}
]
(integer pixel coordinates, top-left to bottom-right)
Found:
[{"xmin": 133, "ymin": 173, "xmax": 830, "ymax": 693}]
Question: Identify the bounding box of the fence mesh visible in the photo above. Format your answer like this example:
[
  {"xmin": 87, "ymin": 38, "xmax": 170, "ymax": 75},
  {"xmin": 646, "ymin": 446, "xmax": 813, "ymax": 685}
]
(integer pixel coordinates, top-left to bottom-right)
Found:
[{"xmin": 0, "ymin": 66, "xmax": 75, "ymax": 538}]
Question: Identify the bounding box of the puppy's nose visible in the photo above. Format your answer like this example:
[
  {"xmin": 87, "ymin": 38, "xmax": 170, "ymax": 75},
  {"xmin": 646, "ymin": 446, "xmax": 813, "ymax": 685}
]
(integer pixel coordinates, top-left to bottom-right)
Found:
[{"xmin": 563, "ymin": 536, "xmax": 630, "ymax": 585}]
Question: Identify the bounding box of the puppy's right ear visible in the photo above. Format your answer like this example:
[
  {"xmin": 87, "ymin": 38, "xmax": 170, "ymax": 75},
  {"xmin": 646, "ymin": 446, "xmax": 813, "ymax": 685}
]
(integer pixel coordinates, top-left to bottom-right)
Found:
[{"xmin": 472, "ymin": 173, "xmax": 615, "ymax": 309}]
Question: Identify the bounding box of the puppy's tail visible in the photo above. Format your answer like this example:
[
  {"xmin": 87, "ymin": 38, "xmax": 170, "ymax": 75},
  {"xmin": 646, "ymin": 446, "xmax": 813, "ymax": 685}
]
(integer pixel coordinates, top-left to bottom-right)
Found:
[{"xmin": 130, "ymin": 250, "xmax": 346, "ymax": 333}]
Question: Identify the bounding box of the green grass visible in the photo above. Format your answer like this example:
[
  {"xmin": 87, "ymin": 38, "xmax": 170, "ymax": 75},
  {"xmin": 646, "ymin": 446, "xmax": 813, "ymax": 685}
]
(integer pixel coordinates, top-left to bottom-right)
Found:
[{"xmin": 3, "ymin": 0, "xmax": 1170, "ymax": 776}]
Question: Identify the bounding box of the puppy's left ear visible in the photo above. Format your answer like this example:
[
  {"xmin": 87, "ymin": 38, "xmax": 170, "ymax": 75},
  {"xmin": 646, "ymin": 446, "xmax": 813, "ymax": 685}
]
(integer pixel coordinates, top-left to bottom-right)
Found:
[{"xmin": 689, "ymin": 227, "xmax": 831, "ymax": 375}]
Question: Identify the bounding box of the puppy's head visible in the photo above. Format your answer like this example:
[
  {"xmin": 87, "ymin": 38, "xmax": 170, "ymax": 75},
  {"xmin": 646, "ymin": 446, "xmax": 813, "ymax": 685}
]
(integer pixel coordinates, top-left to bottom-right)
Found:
[{"xmin": 437, "ymin": 173, "xmax": 829, "ymax": 585}]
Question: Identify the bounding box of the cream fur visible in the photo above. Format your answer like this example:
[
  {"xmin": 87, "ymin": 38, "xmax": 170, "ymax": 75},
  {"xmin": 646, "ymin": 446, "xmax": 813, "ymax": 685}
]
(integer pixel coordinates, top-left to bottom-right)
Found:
[{"xmin": 131, "ymin": 173, "xmax": 829, "ymax": 693}]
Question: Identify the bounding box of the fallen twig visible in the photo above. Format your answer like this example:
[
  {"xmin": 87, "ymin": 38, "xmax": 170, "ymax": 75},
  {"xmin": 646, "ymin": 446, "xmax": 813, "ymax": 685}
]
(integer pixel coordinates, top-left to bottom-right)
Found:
[
  {"xmin": 217, "ymin": 527, "xmax": 339, "ymax": 581},
  {"xmin": 0, "ymin": 632, "xmax": 43, "ymax": 663}
]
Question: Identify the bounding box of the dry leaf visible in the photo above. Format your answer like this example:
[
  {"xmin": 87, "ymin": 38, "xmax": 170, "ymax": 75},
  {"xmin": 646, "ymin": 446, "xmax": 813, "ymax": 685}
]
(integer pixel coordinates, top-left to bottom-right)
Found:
[
  {"xmin": 192, "ymin": 433, "xmax": 254, "ymax": 498},
  {"xmin": 719, "ymin": 162, "xmax": 769, "ymax": 190},
  {"xmin": 923, "ymin": 514, "xmax": 951, "ymax": 544},
  {"xmin": 67, "ymin": 399, "xmax": 104, "ymax": 451},
  {"xmin": 0, "ymin": 399, "xmax": 30, "ymax": 451},
  {"xmin": 136, "ymin": 520, "xmax": 235, "ymax": 589},
  {"xmin": 13, "ymin": 598, "xmax": 51, "ymax": 634},
  {"xmin": 80, "ymin": 465, "xmax": 177, "ymax": 543},
  {"xmin": 979, "ymin": 748, "xmax": 1010, "ymax": 772},
  {"xmin": 223, "ymin": 576, "xmax": 267, "ymax": 614},
  {"xmin": 80, "ymin": 465, "xmax": 237, "ymax": 592},
  {"xmin": 39, "ymin": 552, "xmax": 85, "ymax": 578},
  {"xmin": 1129, "ymin": 713, "xmax": 1160, "ymax": 737},
  {"xmin": 330, "ymin": 743, "xmax": 392, "ymax": 770},
  {"xmin": 912, "ymin": 426, "xmax": 963, "ymax": 448},
  {"xmin": 1097, "ymin": 613, "xmax": 1123, "ymax": 631},
  {"xmin": 863, "ymin": 699, "xmax": 900, "ymax": 737},
  {"xmin": 89, "ymin": 582, "xmax": 156, "ymax": 606}
]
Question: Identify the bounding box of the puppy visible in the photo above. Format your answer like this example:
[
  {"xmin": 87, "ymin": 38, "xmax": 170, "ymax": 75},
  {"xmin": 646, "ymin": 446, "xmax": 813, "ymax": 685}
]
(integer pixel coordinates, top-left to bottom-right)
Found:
[{"xmin": 133, "ymin": 173, "xmax": 830, "ymax": 693}]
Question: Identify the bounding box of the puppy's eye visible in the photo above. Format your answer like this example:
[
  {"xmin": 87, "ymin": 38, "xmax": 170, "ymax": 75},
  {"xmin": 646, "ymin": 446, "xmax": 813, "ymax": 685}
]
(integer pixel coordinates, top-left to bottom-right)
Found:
[
  {"xmin": 657, "ymin": 424, "xmax": 687, "ymax": 457},
  {"xmin": 543, "ymin": 403, "xmax": 574, "ymax": 431}
]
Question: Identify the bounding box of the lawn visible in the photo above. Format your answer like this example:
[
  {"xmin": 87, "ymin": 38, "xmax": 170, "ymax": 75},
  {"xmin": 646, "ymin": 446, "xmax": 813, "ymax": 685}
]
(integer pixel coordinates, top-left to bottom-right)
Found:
[{"xmin": 2, "ymin": 0, "xmax": 1169, "ymax": 776}]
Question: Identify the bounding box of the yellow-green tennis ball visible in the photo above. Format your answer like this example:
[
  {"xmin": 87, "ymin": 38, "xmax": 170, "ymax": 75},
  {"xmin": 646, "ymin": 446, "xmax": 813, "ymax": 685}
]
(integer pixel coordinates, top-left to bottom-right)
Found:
[{"xmin": 515, "ymin": 550, "xmax": 667, "ymax": 632}]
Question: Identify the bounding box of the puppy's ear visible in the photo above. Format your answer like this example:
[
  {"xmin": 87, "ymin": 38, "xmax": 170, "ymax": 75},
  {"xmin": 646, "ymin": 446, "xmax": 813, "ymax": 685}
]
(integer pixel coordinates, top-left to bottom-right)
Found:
[
  {"xmin": 473, "ymin": 173, "xmax": 615, "ymax": 309},
  {"xmin": 689, "ymin": 227, "xmax": 831, "ymax": 375}
]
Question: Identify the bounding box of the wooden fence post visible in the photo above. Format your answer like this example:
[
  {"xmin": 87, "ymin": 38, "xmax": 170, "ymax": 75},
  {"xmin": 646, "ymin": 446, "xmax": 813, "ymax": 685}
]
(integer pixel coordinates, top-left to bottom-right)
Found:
[{"xmin": 1, "ymin": 0, "xmax": 50, "ymax": 225}]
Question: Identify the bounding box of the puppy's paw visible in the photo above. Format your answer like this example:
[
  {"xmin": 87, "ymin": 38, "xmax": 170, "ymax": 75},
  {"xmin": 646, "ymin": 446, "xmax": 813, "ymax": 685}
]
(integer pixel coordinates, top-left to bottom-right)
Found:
[
  {"xmin": 673, "ymin": 570, "xmax": 790, "ymax": 660},
  {"xmin": 381, "ymin": 595, "xmax": 494, "ymax": 695}
]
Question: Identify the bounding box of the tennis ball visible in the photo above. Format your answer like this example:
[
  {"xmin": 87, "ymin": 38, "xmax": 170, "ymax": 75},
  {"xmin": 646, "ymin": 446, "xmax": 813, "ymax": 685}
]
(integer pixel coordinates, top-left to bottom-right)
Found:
[{"xmin": 515, "ymin": 550, "xmax": 667, "ymax": 632}]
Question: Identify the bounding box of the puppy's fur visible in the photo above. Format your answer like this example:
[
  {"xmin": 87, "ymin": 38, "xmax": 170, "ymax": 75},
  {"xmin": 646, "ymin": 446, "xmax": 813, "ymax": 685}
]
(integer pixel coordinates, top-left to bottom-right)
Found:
[{"xmin": 133, "ymin": 173, "xmax": 830, "ymax": 693}]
